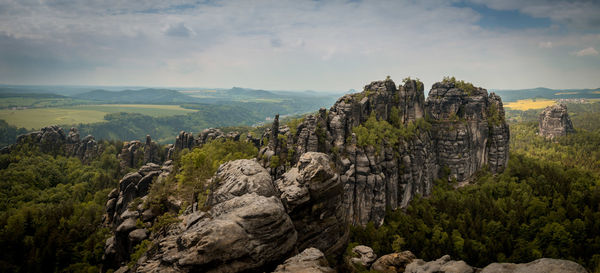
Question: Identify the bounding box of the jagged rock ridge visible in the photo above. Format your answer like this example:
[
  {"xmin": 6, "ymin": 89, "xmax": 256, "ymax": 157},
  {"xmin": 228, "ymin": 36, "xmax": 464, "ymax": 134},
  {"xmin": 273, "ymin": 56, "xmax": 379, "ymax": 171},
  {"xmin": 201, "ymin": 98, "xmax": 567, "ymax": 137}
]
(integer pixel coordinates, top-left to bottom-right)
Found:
[
  {"xmin": 538, "ymin": 103, "xmax": 575, "ymax": 139},
  {"xmin": 1, "ymin": 125, "xmax": 102, "ymax": 163},
  {"xmin": 260, "ymin": 77, "xmax": 510, "ymax": 226}
]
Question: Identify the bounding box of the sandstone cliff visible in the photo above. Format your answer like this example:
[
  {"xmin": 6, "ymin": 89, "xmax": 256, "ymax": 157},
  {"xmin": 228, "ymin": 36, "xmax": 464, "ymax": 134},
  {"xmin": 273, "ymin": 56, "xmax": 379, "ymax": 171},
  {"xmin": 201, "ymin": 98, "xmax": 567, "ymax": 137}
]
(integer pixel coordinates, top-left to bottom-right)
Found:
[
  {"xmin": 538, "ymin": 103, "xmax": 575, "ymax": 139},
  {"xmin": 259, "ymin": 77, "xmax": 510, "ymax": 226}
]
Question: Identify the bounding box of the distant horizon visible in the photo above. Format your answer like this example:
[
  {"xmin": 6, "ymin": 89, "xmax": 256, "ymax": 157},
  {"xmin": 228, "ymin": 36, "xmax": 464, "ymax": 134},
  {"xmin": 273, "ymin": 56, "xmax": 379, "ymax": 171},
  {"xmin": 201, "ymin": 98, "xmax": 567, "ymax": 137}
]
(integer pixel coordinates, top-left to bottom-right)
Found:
[{"xmin": 1, "ymin": 81, "xmax": 599, "ymax": 94}]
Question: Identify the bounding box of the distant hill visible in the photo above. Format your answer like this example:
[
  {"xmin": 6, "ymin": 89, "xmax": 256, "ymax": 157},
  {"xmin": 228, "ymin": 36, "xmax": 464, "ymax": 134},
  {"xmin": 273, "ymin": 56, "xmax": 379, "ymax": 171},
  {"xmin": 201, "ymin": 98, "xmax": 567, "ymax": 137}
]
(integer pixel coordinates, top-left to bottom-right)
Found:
[
  {"xmin": 72, "ymin": 89, "xmax": 199, "ymax": 104},
  {"xmin": 492, "ymin": 87, "xmax": 600, "ymax": 102}
]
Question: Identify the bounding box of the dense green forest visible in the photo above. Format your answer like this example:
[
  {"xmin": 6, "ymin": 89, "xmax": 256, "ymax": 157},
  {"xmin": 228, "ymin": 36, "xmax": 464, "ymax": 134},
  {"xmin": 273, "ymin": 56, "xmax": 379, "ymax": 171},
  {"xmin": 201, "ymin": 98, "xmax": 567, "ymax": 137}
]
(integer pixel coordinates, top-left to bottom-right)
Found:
[{"xmin": 0, "ymin": 142, "xmax": 124, "ymax": 272}]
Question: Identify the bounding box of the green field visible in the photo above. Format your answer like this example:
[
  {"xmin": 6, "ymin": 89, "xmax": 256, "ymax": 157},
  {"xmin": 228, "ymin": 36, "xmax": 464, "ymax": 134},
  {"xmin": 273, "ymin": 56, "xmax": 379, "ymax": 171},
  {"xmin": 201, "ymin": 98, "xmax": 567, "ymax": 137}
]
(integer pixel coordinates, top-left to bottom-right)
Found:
[
  {"xmin": 0, "ymin": 104, "xmax": 196, "ymax": 130},
  {"xmin": 504, "ymin": 98, "xmax": 556, "ymax": 110}
]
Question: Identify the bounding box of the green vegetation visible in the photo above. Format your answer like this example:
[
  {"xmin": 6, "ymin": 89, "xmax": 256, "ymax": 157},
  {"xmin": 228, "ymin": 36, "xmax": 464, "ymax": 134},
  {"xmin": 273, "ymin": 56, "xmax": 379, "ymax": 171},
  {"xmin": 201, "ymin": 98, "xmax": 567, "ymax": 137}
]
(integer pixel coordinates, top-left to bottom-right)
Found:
[
  {"xmin": 0, "ymin": 104, "xmax": 197, "ymax": 130},
  {"xmin": 442, "ymin": 76, "xmax": 476, "ymax": 95},
  {"xmin": 0, "ymin": 120, "xmax": 27, "ymax": 147},
  {"xmin": 350, "ymin": 152, "xmax": 600, "ymax": 270},
  {"xmin": 352, "ymin": 112, "xmax": 431, "ymax": 152},
  {"xmin": 147, "ymin": 139, "xmax": 258, "ymax": 213},
  {"xmin": 0, "ymin": 142, "xmax": 122, "ymax": 272},
  {"xmin": 402, "ymin": 76, "xmax": 424, "ymax": 91}
]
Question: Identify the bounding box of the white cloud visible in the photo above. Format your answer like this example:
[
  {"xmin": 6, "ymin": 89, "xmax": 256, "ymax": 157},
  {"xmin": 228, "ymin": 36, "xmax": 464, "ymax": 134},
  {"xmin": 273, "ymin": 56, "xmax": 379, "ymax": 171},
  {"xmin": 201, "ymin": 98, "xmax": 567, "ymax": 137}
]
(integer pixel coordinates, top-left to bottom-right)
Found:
[
  {"xmin": 574, "ymin": 47, "xmax": 599, "ymax": 56},
  {"xmin": 0, "ymin": 0, "xmax": 598, "ymax": 90}
]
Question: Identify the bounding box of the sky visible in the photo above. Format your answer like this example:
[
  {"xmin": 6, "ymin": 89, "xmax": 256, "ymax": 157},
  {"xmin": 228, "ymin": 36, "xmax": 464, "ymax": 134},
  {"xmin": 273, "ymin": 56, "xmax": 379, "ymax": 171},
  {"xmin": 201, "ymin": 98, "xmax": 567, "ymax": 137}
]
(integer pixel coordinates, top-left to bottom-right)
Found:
[{"xmin": 0, "ymin": 0, "xmax": 599, "ymax": 91}]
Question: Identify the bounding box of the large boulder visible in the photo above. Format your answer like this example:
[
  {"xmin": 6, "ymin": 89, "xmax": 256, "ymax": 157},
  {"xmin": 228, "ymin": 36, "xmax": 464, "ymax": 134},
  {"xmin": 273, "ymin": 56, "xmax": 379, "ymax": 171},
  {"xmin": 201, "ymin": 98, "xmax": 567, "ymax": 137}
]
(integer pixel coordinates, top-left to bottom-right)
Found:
[
  {"xmin": 350, "ymin": 245, "xmax": 377, "ymax": 267},
  {"xmin": 371, "ymin": 251, "xmax": 416, "ymax": 273},
  {"xmin": 136, "ymin": 193, "xmax": 297, "ymax": 273},
  {"xmin": 405, "ymin": 255, "xmax": 474, "ymax": 273},
  {"xmin": 275, "ymin": 152, "xmax": 346, "ymax": 254},
  {"xmin": 206, "ymin": 159, "xmax": 277, "ymax": 206},
  {"xmin": 538, "ymin": 103, "xmax": 575, "ymax": 139},
  {"xmin": 273, "ymin": 248, "xmax": 336, "ymax": 273},
  {"xmin": 480, "ymin": 258, "xmax": 587, "ymax": 273}
]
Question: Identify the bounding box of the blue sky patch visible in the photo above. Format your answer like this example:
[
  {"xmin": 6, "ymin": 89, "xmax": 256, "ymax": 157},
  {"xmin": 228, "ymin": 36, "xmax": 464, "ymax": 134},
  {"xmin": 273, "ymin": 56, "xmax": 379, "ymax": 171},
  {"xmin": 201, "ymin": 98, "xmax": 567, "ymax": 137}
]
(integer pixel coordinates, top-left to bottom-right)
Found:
[{"xmin": 454, "ymin": 2, "xmax": 553, "ymax": 30}]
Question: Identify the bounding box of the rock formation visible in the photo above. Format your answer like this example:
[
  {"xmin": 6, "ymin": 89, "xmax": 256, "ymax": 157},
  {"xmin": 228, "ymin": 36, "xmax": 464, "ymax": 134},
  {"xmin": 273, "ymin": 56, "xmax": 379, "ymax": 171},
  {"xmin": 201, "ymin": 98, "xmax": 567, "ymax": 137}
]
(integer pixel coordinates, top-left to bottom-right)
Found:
[
  {"xmin": 166, "ymin": 128, "xmax": 259, "ymax": 159},
  {"xmin": 480, "ymin": 258, "xmax": 587, "ymax": 273},
  {"xmin": 538, "ymin": 103, "xmax": 575, "ymax": 139},
  {"xmin": 104, "ymin": 153, "xmax": 345, "ymax": 272},
  {"xmin": 405, "ymin": 255, "xmax": 474, "ymax": 273},
  {"xmin": 273, "ymin": 248, "xmax": 336, "ymax": 273},
  {"xmin": 4, "ymin": 126, "xmax": 101, "ymax": 162},
  {"xmin": 260, "ymin": 77, "xmax": 510, "ymax": 226},
  {"xmin": 103, "ymin": 161, "xmax": 169, "ymax": 268},
  {"xmin": 371, "ymin": 251, "xmax": 416, "ymax": 273},
  {"xmin": 102, "ymin": 77, "xmax": 512, "ymax": 272}
]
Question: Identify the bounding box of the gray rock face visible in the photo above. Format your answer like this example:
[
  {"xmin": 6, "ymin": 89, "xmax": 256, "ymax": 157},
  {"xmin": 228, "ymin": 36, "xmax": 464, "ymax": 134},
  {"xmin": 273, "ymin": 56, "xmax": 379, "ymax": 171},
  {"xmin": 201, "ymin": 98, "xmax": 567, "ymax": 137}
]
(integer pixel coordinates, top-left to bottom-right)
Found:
[
  {"xmin": 103, "ymin": 161, "xmax": 174, "ymax": 269},
  {"xmin": 273, "ymin": 248, "xmax": 336, "ymax": 273},
  {"xmin": 10, "ymin": 126, "xmax": 101, "ymax": 162},
  {"xmin": 260, "ymin": 77, "xmax": 510, "ymax": 227},
  {"xmin": 275, "ymin": 152, "xmax": 346, "ymax": 254},
  {"xmin": 480, "ymin": 258, "xmax": 587, "ymax": 273},
  {"xmin": 538, "ymin": 104, "xmax": 575, "ymax": 139},
  {"xmin": 405, "ymin": 255, "xmax": 474, "ymax": 273},
  {"xmin": 350, "ymin": 245, "xmax": 377, "ymax": 267},
  {"xmin": 206, "ymin": 159, "xmax": 276, "ymax": 206},
  {"xmin": 136, "ymin": 193, "xmax": 297, "ymax": 273}
]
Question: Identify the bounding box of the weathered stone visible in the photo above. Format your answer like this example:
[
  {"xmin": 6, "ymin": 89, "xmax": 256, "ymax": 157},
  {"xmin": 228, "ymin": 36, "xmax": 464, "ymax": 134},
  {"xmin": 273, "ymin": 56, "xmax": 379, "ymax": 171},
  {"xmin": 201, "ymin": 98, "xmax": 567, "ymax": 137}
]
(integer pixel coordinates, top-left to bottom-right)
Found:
[
  {"xmin": 119, "ymin": 172, "xmax": 142, "ymax": 192},
  {"xmin": 405, "ymin": 255, "xmax": 473, "ymax": 273},
  {"xmin": 275, "ymin": 152, "xmax": 346, "ymax": 254},
  {"xmin": 480, "ymin": 258, "xmax": 587, "ymax": 273},
  {"xmin": 136, "ymin": 194, "xmax": 297, "ymax": 273},
  {"xmin": 371, "ymin": 251, "xmax": 416, "ymax": 273},
  {"xmin": 273, "ymin": 247, "xmax": 336, "ymax": 273},
  {"xmin": 206, "ymin": 159, "xmax": 277, "ymax": 206},
  {"xmin": 538, "ymin": 104, "xmax": 575, "ymax": 139},
  {"xmin": 128, "ymin": 229, "xmax": 148, "ymax": 244},
  {"xmin": 351, "ymin": 245, "xmax": 377, "ymax": 267}
]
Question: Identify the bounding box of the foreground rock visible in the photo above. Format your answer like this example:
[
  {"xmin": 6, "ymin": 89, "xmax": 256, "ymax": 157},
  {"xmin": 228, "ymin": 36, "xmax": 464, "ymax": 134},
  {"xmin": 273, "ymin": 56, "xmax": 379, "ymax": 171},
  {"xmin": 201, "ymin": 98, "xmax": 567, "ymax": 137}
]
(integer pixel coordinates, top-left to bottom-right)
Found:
[
  {"xmin": 481, "ymin": 258, "xmax": 587, "ymax": 273},
  {"xmin": 348, "ymin": 245, "xmax": 377, "ymax": 268},
  {"xmin": 137, "ymin": 193, "xmax": 297, "ymax": 273},
  {"xmin": 405, "ymin": 255, "xmax": 473, "ymax": 273},
  {"xmin": 538, "ymin": 103, "xmax": 575, "ymax": 139},
  {"xmin": 276, "ymin": 152, "xmax": 347, "ymax": 254},
  {"xmin": 371, "ymin": 251, "xmax": 416, "ymax": 273},
  {"xmin": 273, "ymin": 248, "xmax": 336, "ymax": 273}
]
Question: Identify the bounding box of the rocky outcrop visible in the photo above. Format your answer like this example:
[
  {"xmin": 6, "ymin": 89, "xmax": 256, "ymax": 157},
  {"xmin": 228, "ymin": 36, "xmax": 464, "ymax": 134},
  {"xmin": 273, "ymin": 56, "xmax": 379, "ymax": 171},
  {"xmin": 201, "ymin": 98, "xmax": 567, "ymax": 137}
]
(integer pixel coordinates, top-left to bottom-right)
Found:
[
  {"xmin": 167, "ymin": 128, "xmax": 260, "ymax": 159},
  {"xmin": 119, "ymin": 135, "xmax": 163, "ymax": 169},
  {"xmin": 273, "ymin": 248, "xmax": 336, "ymax": 273},
  {"xmin": 106, "ymin": 155, "xmax": 346, "ymax": 272},
  {"xmin": 349, "ymin": 245, "xmax": 377, "ymax": 268},
  {"xmin": 480, "ymin": 258, "xmax": 587, "ymax": 273},
  {"xmin": 371, "ymin": 251, "xmax": 416, "ymax": 273},
  {"xmin": 275, "ymin": 152, "xmax": 346, "ymax": 254},
  {"xmin": 405, "ymin": 255, "xmax": 474, "ymax": 273},
  {"xmin": 538, "ymin": 103, "xmax": 575, "ymax": 139},
  {"xmin": 119, "ymin": 141, "xmax": 144, "ymax": 169},
  {"xmin": 103, "ymin": 161, "xmax": 171, "ymax": 269},
  {"xmin": 134, "ymin": 159, "xmax": 298, "ymax": 273},
  {"xmin": 8, "ymin": 126, "xmax": 101, "ymax": 162},
  {"xmin": 260, "ymin": 77, "xmax": 510, "ymax": 226},
  {"xmin": 136, "ymin": 193, "xmax": 297, "ymax": 273}
]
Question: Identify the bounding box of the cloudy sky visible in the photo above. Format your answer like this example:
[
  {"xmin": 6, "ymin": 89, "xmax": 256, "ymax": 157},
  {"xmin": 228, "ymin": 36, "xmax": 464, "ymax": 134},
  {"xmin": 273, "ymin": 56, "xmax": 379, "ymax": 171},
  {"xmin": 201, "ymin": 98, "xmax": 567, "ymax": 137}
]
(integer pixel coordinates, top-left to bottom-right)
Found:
[{"xmin": 0, "ymin": 0, "xmax": 599, "ymax": 91}]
